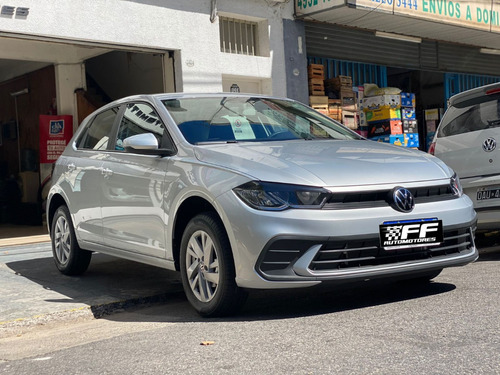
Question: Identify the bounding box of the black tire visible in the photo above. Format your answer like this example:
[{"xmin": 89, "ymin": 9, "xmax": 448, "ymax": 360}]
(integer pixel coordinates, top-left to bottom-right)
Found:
[
  {"xmin": 51, "ymin": 205, "xmax": 92, "ymax": 275},
  {"xmin": 180, "ymin": 212, "xmax": 247, "ymax": 317}
]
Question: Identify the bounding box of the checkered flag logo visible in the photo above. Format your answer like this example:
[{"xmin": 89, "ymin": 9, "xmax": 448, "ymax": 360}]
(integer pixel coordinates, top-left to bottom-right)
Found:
[{"xmin": 384, "ymin": 225, "xmax": 403, "ymax": 241}]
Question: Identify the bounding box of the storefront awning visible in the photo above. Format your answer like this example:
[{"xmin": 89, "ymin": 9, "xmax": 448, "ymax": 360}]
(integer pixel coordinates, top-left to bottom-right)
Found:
[{"xmin": 295, "ymin": 0, "xmax": 500, "ymax": 50}]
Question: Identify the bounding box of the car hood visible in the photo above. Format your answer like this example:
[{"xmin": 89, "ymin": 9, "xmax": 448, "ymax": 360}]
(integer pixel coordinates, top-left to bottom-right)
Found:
[{"xmin": 194, "ymin": 140, "xmax": 452, "ymax": 187}]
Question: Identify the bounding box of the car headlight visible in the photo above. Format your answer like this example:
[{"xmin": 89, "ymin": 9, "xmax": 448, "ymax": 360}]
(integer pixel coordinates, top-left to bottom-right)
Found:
[
  {"xmin": 233, "ymin": 181, "xmax": 330, "ymax": 211},
  {"xmin": 451, "ymin": 173, "xmax": 463, "ymax": 196}
]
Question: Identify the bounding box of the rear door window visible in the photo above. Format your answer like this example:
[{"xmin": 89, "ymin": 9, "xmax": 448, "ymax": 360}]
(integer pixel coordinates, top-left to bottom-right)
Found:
[{"xmin": 77, "ymin": 107, "xmax": 120, "ymax": 150}]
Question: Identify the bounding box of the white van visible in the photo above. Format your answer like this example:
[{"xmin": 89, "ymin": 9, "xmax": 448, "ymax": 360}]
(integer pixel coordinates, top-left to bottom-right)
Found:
[{"xmin": 430, "ymin": 82, "xmax": 500, "ymax": 232}]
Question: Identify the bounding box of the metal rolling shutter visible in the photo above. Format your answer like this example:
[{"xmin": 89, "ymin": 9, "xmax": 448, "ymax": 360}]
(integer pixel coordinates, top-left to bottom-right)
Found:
[{"xmin": 305, "ymin": 21, "xmax": 500, "ymax": 77}]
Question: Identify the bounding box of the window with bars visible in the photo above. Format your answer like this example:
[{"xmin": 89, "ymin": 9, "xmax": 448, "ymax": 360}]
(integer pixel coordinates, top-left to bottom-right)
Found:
[{"xmin": 219, "ymin": 17, "xmax": 258, "ymax": 56}]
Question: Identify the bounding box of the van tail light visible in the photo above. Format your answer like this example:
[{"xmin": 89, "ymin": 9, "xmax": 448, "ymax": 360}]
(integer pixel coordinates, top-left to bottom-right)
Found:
[
  {"xmin": 428, "ymin": 142, "xmax": 436, "ymax": 155},
  {"xmin": 486, "ymin": 87, "xmax": 500, "ymax": 95}
]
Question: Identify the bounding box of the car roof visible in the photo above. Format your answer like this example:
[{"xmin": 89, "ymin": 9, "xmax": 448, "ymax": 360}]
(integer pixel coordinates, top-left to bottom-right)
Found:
[{"xmin": 448, "ymin": 81, "xmax": 500, "ymax": 107}]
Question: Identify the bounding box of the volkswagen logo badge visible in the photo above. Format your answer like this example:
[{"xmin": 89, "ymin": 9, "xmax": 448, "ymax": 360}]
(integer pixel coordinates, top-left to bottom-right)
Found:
[
  {"xmin": 483, "ymin": 137, "xmax": 496, "ymax": 152},
  {"xmin": 392, "ymin": 187, "xmax": 415, "ymax": 213}
]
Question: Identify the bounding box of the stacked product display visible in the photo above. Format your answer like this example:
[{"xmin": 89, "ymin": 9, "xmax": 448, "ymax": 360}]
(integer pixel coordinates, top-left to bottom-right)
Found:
[
  {"xmin": 397, "ymin": 92, "xmax": 420, "ymax": 148},
  {"xmin": 360, "ymin": 88, "xmax": 419, "ymax": 149},
  {"xmin": 362, "ymin": 92, "xmax": 403, "ymax": 142}
]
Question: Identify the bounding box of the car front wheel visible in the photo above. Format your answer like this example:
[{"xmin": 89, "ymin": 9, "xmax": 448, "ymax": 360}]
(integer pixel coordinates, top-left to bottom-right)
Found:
[
  {"xmin": 51, "ymin": 205, "xmax": 92, "ymax": 275},
  {"xmin": 180, "ymin": 212, "xmax": 247, "ymax": 317}
]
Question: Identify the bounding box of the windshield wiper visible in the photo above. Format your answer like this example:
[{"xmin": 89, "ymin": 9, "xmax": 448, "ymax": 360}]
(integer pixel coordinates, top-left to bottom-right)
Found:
[
  {"xmin": 487, "ymin": 119, "xmax": 500, "ymax": 128},
  {"xmin": 195, "ymin": 140, "xmax": 239, "ymax": 145}
]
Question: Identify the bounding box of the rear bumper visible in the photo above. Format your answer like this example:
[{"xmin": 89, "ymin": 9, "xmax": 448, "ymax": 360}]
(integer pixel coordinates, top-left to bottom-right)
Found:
[{"xmin": 462, "ymin": 175, "xmax": 500, "ymax": 231}]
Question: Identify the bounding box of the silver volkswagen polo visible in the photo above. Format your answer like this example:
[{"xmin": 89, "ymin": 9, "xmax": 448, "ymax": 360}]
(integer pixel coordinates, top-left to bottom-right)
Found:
[{"xmin": 48, "ymin": 93, "xmax": 478, "ymax": 316}]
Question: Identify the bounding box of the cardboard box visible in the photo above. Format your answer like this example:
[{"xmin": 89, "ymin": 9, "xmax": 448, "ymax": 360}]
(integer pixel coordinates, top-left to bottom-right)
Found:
[
  {"xmin": 340, "ymin": 88, "xmax": 356, "ymax": 111},
  {"xmin": 361, "ymin": 95, "xmax": 401, "ymax": 111},
  {"xmin": 400, "ymin": 92, "xmax": 416, "ymax": 108},
  {"xmin": 365, "ymin": 108, "xmax": 401, "ymax": 122},
  {"xmin": 403, "ymin": 119, "xmax": 418, "ymax": 133},
  {"xmin": 329, "ymin": 114, "xmax": 342, "ymax": 122},
  {"xmin": 359, "ymin": 111, "xmax": 367, "ymax": 127},
  {"xmin": 424, "ymin": 108, "xmax": 440, "ymax": 121},
  {"xmin": 390, "ymin": 133, "xmax": 419, "ymax": 147},
  {"xmin": 310, "ymin": 96, "xmax": 329, "ymax": 106},
  {"xmin": 426, "ymin": 120, "xmax": 437, "ymax": 133},
  {"xmin": 308, "ymin": 64, "xmax": 324, "ymax": 79},
  {"xmin": 401, "ymin": 108, "xmax": 416, "ymax": 120},
  {"xmin": 368, "ymin": 120, "xmax": 402, "ymax": 137},
  {"xmin": 370, "ymin": 135, "xmax": 391, "ymax": 143},
  {"xmin": 342, "ymin": 110, "xmax": 358, "ymax": 130}
]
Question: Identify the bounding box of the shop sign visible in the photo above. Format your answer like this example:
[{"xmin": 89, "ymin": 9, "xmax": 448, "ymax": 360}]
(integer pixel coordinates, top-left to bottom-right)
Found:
[
  {"xmin": 296, "ymin": 0, "xmax": 345, "ymax": 14},
  {"xmin": 349, "ymin": 0, "xmax": 500, "ymax": 32},
  {"xmin": 39, "ymin": 115, "xmax": 73, "ymax": 164},
  {"xmin": 296, "ymin": 0, "xmax": 500, "ymax": 33}
]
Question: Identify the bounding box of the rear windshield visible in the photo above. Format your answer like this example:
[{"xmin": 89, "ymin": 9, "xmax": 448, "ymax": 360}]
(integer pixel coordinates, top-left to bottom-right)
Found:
[
  {"xmin": 162, "ymin": 96, "xmax": 360, "ymax": 144},
  {"xmin": 438, "ymin": 97, "xmax": 500, "ymax": 137}
]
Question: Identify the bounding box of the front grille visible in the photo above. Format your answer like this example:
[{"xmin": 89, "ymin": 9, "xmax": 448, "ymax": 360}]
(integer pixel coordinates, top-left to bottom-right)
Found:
[
  {"xmin": 323, "ymin": 184, "xmax": 456, "ymax": 210},
  {"xmin": 257, "ymin": 226, "xmax": 474, "ymax": 279},
  {"xmin": 310, "ymin": 227, "xmax": 472, "ymax": 271}
]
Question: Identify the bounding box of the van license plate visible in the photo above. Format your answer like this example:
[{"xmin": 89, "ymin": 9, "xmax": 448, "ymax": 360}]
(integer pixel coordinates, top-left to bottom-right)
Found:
[{"xmin": 477, "ymin": 187, "xmax": 500, "ymax": 201}]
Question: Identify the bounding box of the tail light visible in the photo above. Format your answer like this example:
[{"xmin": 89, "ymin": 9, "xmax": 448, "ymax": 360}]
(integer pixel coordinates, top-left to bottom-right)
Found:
[{"xmin": 428, "ymin": 142, "xmax": 436, "ymax": 155}]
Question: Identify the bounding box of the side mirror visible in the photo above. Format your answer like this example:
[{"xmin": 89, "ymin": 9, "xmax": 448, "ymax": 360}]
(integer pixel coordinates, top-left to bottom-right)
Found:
[{"xmin": 123, "ymin": 133, "xmax": 175, "ymax": 156}]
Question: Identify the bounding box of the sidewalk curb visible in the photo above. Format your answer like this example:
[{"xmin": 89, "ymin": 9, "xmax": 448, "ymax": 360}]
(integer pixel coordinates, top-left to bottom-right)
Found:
[{"xmin": 0, "ymin": 292, "xmax": 178, "ymax": 335}]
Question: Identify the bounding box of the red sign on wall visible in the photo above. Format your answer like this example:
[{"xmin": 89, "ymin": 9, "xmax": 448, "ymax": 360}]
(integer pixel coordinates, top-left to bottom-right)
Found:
[{"xmin": 39, "ymin": 115, "xmax": 73, "ymax": 163}]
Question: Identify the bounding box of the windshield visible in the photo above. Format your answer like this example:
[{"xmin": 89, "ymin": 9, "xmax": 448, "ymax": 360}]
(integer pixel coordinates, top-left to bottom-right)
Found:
[{"xmin": 162, "ymin": 96, "xmax": 361, "ymax": 144}]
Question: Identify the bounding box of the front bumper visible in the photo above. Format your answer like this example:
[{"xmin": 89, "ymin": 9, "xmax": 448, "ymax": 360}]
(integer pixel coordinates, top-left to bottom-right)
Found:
[{"xmin": 216, "ymin": 191, "xmax": 478, "ymax": 289}]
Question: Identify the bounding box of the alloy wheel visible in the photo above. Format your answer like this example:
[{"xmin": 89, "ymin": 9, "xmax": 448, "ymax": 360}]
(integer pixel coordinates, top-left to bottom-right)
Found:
[
  {"xmin": 185, "ymin": 229, "xmax": 220, "ymax": 302},
  {"xmin": 54, "ymin": 215, "xmax": 71, "ymax": 266}
]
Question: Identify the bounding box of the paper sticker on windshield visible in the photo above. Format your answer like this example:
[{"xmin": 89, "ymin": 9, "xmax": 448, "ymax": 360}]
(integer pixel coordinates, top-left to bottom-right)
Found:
[{"xmin": 223, "ymin": 116, "xmax": 256, "ymax": 140}]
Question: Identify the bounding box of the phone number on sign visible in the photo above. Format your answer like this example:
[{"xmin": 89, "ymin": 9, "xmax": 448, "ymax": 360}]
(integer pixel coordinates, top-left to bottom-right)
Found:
[{"xmin": 370, "ymin": 0, "xmax": 418, "ymax": 10}]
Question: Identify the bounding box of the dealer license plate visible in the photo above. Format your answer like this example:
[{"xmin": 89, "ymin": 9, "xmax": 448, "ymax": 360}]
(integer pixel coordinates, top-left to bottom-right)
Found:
[
  {"xmin": 379, "ymin": 218, "xmax": 443, "ymax": 250},
  {"xmin": 477, "ymin": 187, "xmax": 500, "ymax": 201}
]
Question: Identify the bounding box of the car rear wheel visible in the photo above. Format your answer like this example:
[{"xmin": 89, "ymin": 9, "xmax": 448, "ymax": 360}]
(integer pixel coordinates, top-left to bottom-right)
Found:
[
  {"xmin": 180, "ymin": 212, "xmax": 247, "ymax": 317},
  {"xmin": 51, "ymin": 205, "xmax": 92, "ymax": 275}
]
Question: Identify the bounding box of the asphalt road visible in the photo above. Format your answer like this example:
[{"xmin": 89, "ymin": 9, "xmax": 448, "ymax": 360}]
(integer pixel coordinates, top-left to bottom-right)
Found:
[{"xmin": 1, "ymin": 249, "xmax": 499, "ymax": 375}]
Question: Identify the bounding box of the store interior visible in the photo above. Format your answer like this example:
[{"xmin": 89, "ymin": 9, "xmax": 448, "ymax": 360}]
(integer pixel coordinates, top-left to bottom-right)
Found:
[{"xmin": 0, "ymin": 51, "xmax": 168, "ymax": 237}]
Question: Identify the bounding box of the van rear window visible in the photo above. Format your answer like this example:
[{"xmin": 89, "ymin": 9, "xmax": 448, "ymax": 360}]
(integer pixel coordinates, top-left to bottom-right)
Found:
[{"xmin": 438, "ymin": 98, "xmax": 500, "ymax": 137}]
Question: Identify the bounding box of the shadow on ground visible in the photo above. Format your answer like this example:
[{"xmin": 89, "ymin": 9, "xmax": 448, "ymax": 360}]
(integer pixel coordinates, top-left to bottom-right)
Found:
[{"xmin": 7, "ymin": 249, "xmax": 499, "ymax": 324}]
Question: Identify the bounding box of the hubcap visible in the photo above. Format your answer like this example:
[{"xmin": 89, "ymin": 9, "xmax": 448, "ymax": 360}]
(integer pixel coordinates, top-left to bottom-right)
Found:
[
  {"xmin": 185, "ymin": 230, "xmax": 220, "ymax": 302},
  {"xmin": 54, "ymin": 215, "xmax": 71, "ymax": 266}
]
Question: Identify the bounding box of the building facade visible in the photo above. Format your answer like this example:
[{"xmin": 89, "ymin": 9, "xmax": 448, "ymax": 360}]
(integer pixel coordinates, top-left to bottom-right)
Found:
[{"xmin": 0, "ymin": 0, "xmax": 304, "ymax": 226}]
